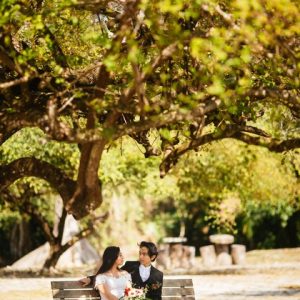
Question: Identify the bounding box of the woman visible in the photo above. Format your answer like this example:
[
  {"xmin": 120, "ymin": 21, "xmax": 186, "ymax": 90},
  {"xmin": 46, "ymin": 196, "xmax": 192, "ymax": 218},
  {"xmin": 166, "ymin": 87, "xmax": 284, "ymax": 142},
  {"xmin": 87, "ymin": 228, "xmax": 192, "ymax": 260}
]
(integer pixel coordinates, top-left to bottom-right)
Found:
[{"xmin": 94, "ymin": 246, "xmax": 131, "ymax": 300}]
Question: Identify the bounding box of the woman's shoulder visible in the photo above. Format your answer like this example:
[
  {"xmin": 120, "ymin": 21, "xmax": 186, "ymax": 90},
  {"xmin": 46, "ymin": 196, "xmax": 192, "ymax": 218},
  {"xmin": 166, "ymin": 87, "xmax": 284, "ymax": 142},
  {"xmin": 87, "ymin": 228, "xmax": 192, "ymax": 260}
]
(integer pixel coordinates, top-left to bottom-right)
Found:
[
  {"xmin": 95, "ymin": 272, "xmax": 113, "ymax": 280},
  {"xmin": 95, "ymin": 273, "xmax": 104, "ymax": 277},
  {"xmin": 97, "ymin": 272, "xmax": 115, "ymax": 279},
  {"xmin": 120, "ymin": 270, "xmax": 131, "ymax": 280},
  {"xmin": 94, "ymin": 273, "xmax": 108, "ymax": 286},
  {"xmin": 120, "ymin": 270, "xmax": 130, "ymax": 276},
  {"xmin": 97, "ymin": 271, "xmax": 129, "ymax": 278}
]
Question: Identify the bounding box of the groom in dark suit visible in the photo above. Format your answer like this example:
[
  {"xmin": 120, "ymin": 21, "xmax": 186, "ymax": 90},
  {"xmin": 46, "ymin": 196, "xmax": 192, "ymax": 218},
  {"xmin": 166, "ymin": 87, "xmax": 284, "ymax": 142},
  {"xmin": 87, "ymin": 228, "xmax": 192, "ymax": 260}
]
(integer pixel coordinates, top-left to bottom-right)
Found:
[
  {"xmin": 80, "ymin": 241, "xmax": 163, "ymax": 300},
  {"xmin": 122, "ymin": 241, "xmax": 163, "ymax": 300}
]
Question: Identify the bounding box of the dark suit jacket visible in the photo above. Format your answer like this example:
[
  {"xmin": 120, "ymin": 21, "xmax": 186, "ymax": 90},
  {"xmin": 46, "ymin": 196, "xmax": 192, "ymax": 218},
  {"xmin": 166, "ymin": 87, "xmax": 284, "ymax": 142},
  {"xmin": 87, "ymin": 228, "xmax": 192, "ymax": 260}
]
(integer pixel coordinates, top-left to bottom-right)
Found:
[
  {"xmin": 91, "ymin": 261, "xmax": 163, "ymax": 300},
  {"xmin": 122, "ymin": 261, "xmax": 163, "ymax": 300}
]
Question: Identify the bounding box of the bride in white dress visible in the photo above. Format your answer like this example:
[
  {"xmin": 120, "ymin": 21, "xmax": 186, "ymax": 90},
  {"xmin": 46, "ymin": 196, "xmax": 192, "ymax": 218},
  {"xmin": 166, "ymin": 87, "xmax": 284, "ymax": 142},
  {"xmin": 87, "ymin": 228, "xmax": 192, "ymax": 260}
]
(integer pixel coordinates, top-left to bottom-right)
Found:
[{"xmin": 94, "ymin": 246, "xmax": 131, "ymax": 300}]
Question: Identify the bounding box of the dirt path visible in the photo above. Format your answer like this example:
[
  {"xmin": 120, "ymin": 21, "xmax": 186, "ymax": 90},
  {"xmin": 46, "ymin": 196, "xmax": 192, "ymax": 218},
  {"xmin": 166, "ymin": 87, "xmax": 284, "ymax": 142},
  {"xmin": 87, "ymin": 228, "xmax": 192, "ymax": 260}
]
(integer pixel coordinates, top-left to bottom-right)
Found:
[
  {"xmin": 192, "ymin": 268, "xmax": 300, "ymax": 299},
  {"xmin": 0, "ymin": 268, "xmax": 299, "ymax": 300}
]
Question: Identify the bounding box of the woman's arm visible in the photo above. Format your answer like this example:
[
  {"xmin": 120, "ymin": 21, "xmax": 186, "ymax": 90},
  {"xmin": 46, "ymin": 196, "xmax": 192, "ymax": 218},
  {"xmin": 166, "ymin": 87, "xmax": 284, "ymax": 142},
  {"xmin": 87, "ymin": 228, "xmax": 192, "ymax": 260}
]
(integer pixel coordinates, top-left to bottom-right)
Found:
[{"xmin": 96, "ymin": 283, "xmax": 119, "ymax": 300}]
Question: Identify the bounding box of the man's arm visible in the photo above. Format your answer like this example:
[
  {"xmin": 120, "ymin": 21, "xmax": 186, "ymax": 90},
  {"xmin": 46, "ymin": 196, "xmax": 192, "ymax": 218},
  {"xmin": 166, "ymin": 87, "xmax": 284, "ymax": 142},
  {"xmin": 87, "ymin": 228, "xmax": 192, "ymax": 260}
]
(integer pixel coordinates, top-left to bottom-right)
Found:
[
  {"xmin": 80, "ymin": 260, "xmax": 138, "ymax": 286},
  {"xmin": 79, "ymin": 275, "xmax": 95, "ymax": 287},
  {"xmin": 121, "ymin": 261, "xmax": 139, "ymax": 273}
]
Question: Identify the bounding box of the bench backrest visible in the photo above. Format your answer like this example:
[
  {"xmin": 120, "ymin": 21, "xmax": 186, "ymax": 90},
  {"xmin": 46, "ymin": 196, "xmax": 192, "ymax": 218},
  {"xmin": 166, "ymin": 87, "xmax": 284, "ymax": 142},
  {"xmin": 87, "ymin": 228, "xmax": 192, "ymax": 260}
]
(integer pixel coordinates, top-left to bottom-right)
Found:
[{"xmin": 51, "ymin": 278, "xmax": 195, "ymax": 299}]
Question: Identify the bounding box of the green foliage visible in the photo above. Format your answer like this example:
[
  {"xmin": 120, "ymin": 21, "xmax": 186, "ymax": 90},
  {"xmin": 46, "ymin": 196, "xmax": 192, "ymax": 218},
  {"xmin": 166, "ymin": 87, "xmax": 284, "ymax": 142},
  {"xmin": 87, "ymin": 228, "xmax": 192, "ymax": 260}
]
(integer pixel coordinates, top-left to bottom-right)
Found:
[
  {"xmin": 92, "ymin": 137, "xmax": 178, "ymax": 247},
  {"xmin": 0, "ymin": 0, "xmax": 299, "ymax": 259},
  {"xmin": 171, "ymin": 140, "xmax": 299, "ymax": 241},
  {"xmin": 0, "ymin": 128, "xmax": 79, "ymax": 178},
  {"xmin": 100, "ymin": 137, "xmax": 177, "ymax": 199},
  {"xmin": 0, "ymin": 204, "xmax": 21, "ymax": 229}
]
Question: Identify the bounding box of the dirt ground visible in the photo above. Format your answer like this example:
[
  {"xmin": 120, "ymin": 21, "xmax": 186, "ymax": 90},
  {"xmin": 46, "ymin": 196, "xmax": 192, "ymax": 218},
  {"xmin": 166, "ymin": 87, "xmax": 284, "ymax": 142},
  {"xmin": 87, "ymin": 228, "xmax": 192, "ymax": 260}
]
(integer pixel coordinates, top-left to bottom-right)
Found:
[{"xmin": 0, "ymin": 248, "xmax": 299, "ymax": 300}]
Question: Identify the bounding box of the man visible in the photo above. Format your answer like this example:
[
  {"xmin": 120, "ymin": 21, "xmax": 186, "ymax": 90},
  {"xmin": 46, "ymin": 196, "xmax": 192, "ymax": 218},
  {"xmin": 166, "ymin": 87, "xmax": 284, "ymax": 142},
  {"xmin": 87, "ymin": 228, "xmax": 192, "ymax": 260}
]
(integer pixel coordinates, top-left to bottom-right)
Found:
[{"xmin": 80, "ymin": 241, "xmax": 163, "ymax": 300}]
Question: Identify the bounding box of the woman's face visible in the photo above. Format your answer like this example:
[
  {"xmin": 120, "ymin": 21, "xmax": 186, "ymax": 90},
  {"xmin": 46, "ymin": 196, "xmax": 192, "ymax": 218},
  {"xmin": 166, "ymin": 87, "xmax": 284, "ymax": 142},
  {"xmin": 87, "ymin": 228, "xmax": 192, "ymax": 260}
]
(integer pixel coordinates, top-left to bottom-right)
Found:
[{"xmin": 115, "ymin": 251, "xmax": 124, "ymax": 266}]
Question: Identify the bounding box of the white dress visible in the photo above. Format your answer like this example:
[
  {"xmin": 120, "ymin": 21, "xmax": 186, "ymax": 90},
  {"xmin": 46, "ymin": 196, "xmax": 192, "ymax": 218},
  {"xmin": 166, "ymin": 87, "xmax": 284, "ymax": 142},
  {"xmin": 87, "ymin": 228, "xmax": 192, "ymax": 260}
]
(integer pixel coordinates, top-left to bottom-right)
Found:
[{"xmin": 94, "ymin": 271, "xmax": 131, "ymax": 300}]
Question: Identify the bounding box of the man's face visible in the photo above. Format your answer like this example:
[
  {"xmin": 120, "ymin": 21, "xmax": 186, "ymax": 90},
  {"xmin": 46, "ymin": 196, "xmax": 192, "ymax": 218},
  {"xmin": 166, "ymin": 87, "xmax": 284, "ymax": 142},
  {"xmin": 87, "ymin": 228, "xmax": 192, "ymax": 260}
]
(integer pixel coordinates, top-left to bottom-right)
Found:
[{"xmin": 139, "ymin": 246, "xmax": 153, "ymax": 266}]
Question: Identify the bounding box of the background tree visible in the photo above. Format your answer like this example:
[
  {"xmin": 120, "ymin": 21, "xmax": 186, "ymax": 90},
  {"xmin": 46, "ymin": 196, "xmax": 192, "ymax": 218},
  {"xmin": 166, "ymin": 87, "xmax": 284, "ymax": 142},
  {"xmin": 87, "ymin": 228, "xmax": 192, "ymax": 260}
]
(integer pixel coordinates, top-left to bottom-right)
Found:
[{"xmin": 169, "ymin": 141, "xmax": 300, "ymax": 251}]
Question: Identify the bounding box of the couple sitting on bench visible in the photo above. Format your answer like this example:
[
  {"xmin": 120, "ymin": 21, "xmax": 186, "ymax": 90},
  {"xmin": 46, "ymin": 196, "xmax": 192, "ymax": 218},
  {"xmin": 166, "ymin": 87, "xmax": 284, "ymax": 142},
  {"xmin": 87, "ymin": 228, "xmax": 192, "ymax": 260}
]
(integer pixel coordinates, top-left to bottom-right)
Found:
[{"xmin": 80, "ymin": 241, "xmax": 163, "ymax": 300}]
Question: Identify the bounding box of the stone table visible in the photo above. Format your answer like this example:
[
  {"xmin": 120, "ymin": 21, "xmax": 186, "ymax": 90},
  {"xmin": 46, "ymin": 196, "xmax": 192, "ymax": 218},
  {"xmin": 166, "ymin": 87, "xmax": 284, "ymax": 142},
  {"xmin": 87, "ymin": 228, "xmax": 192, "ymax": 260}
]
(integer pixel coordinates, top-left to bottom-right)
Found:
[
  {"xmin": 209, "ymin": 234, "xmax": 234, "ymax": 266},
  {"xmin": 160, "ymin": 237, "xmax": 189, "ymax": 269}
]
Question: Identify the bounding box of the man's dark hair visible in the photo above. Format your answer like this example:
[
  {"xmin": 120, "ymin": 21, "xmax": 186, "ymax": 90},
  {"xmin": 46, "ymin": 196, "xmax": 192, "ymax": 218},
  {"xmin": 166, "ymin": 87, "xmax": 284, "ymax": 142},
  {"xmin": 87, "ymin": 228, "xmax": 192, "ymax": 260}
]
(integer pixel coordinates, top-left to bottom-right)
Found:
[{"xmin": 139, "ymin": 241, "xmax": 158, "ymax": 261}]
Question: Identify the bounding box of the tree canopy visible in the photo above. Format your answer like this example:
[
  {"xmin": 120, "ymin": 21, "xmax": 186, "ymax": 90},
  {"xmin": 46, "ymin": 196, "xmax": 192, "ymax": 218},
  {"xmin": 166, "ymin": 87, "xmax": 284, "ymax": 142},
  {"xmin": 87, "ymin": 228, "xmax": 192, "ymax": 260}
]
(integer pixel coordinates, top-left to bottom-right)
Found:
[{"xmin": 0, "ymin": 0, "xmax": 299, "ymax": 219}]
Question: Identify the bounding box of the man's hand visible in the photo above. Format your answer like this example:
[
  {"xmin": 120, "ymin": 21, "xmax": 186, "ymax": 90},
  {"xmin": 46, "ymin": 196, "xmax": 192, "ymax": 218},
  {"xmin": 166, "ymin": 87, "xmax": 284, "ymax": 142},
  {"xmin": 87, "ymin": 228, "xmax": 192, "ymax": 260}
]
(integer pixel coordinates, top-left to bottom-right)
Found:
[{"xmin": 79, "ymin": 277, "xmax": 91, "ymax": 287}]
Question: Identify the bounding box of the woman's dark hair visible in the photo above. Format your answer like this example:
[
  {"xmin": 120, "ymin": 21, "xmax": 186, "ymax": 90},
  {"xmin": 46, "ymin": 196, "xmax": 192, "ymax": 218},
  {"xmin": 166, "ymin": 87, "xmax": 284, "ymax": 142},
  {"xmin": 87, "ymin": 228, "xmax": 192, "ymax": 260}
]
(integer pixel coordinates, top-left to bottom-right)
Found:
[
  {"xmin": 139, "ymin": 241, "xmax": 158, "ymax": 261},
  {"xmin": 96, "ymin": 246, "xmax": 121, "ymax": 274}
]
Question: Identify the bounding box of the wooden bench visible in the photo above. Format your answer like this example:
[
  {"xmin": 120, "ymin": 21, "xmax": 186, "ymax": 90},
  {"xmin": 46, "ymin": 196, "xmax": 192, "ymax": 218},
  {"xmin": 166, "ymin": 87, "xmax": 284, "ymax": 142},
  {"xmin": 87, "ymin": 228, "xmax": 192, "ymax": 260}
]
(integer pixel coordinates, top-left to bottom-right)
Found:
[{"xmin": 51, "ymin": 278, "xmax": 195, "ymax": 299}]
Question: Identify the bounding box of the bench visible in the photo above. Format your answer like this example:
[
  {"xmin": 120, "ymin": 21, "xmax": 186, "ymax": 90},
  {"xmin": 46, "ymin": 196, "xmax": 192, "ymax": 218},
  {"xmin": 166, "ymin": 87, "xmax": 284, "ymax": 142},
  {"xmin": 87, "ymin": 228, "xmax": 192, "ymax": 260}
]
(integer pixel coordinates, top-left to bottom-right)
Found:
[{"xmin": 51, "ymin": 278, "xmax": 195, "ymax": 299}]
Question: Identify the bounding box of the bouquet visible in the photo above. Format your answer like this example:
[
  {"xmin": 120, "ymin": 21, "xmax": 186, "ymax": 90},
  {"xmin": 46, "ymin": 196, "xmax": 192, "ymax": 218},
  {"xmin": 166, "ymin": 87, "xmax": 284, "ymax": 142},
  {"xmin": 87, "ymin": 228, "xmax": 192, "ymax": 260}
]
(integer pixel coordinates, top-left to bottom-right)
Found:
[{"xmin": 120, "ymin": 287, "xmax": 146, "ymax": 299}]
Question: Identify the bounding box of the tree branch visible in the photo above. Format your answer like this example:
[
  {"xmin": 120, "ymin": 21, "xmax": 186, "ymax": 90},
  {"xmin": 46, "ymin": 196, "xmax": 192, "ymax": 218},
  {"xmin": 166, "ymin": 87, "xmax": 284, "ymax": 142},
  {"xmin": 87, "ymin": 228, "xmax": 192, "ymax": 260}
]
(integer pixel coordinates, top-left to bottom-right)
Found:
[
  {"xmin": 57, "ymin": 208, "xmax": 67, "ymax": 244},
  {"xmin": 160, "ymin": 124, "xmax": 300, "ymax": 177},
  {"xmin": 23, "ymin": 201, "xmax": 56, "ymax": 245},
  {"xmin": 115, "ymin": 97, "xmax": 221, "ymax": 138},
  {"xmin": 0, "ymin": 48, "xmax": 22, "ymax": 74},
  {"xmin": 233, "ymin": 132, "xmax": 300, "ymax": 152},
  {"xmin": 0, "ymin": 110, "xmax": 74, "ymax": 146},
  {"xmin": 0, "ymin": 75, "xmax": 30, "ymax": 89},
  {"xmin": 0, "ymin": 157, "xmax": 75, "ymax": 207}
]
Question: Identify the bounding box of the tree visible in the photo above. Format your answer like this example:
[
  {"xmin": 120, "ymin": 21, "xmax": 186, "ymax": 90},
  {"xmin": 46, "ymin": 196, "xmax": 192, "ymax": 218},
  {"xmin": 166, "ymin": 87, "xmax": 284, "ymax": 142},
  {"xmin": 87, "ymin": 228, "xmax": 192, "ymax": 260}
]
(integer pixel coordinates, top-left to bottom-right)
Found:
[{"xmin": 0, "ymin": 0, "xmax": 299, "ymax": 220}]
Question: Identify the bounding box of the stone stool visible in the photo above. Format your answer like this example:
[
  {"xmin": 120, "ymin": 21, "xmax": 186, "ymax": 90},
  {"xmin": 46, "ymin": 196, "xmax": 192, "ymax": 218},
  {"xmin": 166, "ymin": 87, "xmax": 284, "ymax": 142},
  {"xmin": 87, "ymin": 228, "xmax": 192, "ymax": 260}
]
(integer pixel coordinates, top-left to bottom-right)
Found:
[
  {"xmin": 200, "ymin": 245, "xmax": 217, "ymax": 267},
  {"xmin": 231, "ymin": 244, "xmax": 246, "ymax": 265}
]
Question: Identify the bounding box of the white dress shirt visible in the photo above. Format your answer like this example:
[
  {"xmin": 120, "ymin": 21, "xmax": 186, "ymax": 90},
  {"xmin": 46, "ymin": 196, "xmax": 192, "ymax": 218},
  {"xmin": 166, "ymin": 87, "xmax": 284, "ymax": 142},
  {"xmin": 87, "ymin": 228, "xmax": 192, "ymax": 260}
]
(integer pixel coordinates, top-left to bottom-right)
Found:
[{"xmin": 139, "ymin": 264, "xmax": 151, "ymax": 282}]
